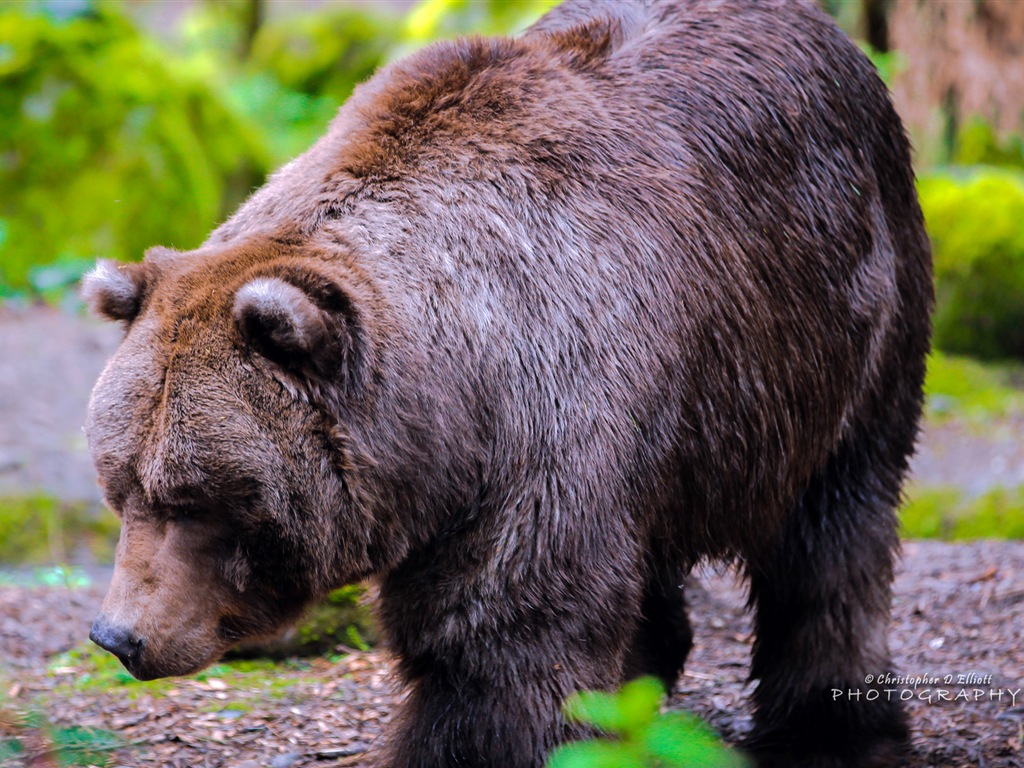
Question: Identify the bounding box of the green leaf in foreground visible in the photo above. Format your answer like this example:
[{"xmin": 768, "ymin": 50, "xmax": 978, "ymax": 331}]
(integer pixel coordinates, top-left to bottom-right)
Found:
[
  {"xmin": 547, "ymin": 740, "xmax": 647, "ymax": 768},
  {"xmin": 564, "ymin": 676, "xmax": 662, "ymax": 737},
  {"xmin": 552, "ymin": 677, "xmax": 747, "ymax": 768},
  {"xmin": 645, "ymin": 713, "xmax": 745, "ymax": 768}
]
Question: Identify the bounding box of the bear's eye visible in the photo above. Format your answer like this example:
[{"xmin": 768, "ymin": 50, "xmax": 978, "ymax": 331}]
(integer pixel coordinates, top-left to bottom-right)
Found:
[
  {"xmin": 170, "ymin": 507, "xmax": 194, "ymax": 521},
  {"xmin": 156, "ymin": 505, "xmax": 196, "ymax": 524},
  {"xmin": 160, "ymin": 501, "xmax": 204, "ymax": 523}
]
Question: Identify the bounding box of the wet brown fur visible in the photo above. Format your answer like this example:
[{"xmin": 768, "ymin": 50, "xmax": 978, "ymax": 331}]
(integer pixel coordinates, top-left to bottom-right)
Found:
[{"xmin": 83, "ymin": 1, "xmax": 932, "ymax": 766}]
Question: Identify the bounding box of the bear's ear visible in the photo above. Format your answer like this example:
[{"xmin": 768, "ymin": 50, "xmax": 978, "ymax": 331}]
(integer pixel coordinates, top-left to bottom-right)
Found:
[
  {"xmin": 81, "ymin": 260, "xmax": 147, "ymax": 323},
  {"xmin": 233, "ymin": 276, "xmax": 355, "ymax": 380}
]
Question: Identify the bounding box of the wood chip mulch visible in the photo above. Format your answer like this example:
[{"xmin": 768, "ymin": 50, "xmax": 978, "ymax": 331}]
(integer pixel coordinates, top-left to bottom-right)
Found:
[{"xmin": 1, "ymin": 540, "xmax": 1022, "ymax": 767}]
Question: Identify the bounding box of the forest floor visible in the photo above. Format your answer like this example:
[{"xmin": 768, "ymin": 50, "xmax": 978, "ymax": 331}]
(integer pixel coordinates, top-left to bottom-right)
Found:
[
  {"xmin": 1, "ymin": 542, "xmax": 1022, "ymax": 767},
  {"xmin": 1, "ymin": 304, "xmax": 1023, "ymax": 767}
]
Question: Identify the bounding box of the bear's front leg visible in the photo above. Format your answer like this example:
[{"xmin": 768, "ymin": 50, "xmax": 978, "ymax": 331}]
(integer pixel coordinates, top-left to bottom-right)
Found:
[
  {"xmin": 377, "ymin": 541, "xmax": 642, "ymax": 768},
  {"xmin": 383, "ymin": 658, "xmax": 588, "ymax": 768}
]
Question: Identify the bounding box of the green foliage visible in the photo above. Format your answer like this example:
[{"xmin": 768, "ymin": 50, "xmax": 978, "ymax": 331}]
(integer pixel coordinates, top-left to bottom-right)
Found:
[
  {"xmin": 546, "ymin": 678, "xmax": 746, "ymax": 768},
  {"xmin": 918, "ymin": 168, "xmax": 1024, "ymax": 361},
  {"xmin": 853, "ymin": 40, "xmax": 905, "ymax": 87},
  {"xmin": 230, "ymin": 6, "xmax": 397, "ymax": 163},
  {"xmin": 218, "ymin": 0, "xmax": 557, "ymax": 165},
  {"xmin": 0, "ymin": 4, "xmax": 267, "ymax": 294},
  {"xmin": 924, "ymin": 352, "xmax": 1024, "ymax": 422},
  {"xmin": 818, "ymin": 0, "xmax": 868, "ymax": 38},
  {"xmin": 392, "ymin": 0, "xmax": 558, "ymax": 60},
  {"xmin": 901, "ymin": 485, "xmax": 1024, "ymax": 540},
  {"xmin": 954, "ymin": 119, "xmax": 1024, "ymax": 170},
  {"xmin": 0, "ymin": 495, "xmax": 118, "ymax": 564},
  {"xmin": 0, "ymin": 0, "xmax": 566, "ymax": 298},
  {"xmin": 249, "ymin": 9, "xmax": 391, "ymax": 102}
]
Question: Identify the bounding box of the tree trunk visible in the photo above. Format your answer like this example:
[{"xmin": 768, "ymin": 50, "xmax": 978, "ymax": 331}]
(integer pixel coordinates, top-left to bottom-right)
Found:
[{"xmin": 887, "ymin": 0, "xmax": 1024, "ymax": 163}]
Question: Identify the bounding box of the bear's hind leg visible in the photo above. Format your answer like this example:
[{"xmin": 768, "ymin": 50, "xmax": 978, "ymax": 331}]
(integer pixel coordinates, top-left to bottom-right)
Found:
[
  {"xmin": 743, "ymin": 433, "xmax": 909, "ymax": 768},
  {"xmin": 624, "ymin": 568, "xmax": 693, "ymax": 693}
]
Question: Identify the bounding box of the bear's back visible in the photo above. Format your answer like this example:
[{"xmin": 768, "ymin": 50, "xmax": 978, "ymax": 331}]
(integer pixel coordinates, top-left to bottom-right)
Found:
[{"xmin": 205, "ymin": 0, "xmax": 929, "ymax": 544}]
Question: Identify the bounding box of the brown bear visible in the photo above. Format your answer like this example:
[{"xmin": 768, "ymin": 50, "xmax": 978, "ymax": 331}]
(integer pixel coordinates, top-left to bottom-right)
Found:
[{"xmin": 82, "ymin": 1, "xmax": 932, "ymax": 766}]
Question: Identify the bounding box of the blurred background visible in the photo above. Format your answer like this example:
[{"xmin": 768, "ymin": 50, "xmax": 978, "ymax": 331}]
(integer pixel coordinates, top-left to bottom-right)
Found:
[{"xmin": 0, "ymin": 0, "xmax": 1022, "ymax": 582}]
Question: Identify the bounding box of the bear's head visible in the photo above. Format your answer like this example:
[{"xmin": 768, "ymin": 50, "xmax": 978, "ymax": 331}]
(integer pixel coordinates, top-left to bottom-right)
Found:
[{"xmin": 81, "ymin": 240, "xmax": 379, "ymax": 680}]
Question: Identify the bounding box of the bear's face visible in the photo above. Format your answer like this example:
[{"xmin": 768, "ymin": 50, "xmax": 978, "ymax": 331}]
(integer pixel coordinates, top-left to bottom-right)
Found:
[{"xmin": 82, "ymin": 243, "xmax": 374, "ymax": 680}]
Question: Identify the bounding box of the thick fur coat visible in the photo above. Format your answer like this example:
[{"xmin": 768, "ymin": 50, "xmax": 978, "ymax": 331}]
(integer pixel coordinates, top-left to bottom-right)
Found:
[{"xmin": 83, "ymin": 1, "xmax": 932, "ymax": 766}]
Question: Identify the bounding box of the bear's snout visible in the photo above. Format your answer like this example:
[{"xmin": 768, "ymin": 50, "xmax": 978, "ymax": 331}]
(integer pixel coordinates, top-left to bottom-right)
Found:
[{"xmin": 89, "ymin": 615, "xmax": 144, "ymax": 673}]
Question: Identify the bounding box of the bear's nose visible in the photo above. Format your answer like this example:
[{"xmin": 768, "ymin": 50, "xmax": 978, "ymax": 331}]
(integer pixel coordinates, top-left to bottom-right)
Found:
[{"xmin": 89, "ymin": 616, "xmax": 144, "ymax": 667}]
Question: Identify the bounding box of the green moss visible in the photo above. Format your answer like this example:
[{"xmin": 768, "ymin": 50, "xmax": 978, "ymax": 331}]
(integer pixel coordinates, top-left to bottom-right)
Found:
[
  {"xmin": 47, "ymin": 642, "xmax": 325, "ymax": 704},
  {"xmin": 49, "ymin": 643, "xmax": 167, "ymax": 696},
  {"xmin": 901, "ymin": 485, "xmax": 1024, "ymax": 540},
  {"xmin": 21, "ymin": 648, "xmax": 337, "ymax": 766},
  {"xmin": 232, "ymin": 583, "xmax": 378, "ymax": 659},
  {"xmin": 900, "ymin": 488, "xmax": 954, "ymax": 539},
  {"xmin": 199, "ymin": 660, "xmax": 279, "ymax": 678},
  {"xmin": 952, "ymin": 487, "xmax": 1024, "ymax": 539},
  {"xmin": 295, "ymin": 584, "xmax": 377, "ymax": 652}
]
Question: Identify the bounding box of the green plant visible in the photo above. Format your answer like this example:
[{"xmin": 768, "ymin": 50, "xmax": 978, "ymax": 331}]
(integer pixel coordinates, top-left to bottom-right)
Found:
[
  {"xmin": 0, "ymin": 3, "xmax": 267, "ymax": 295},
  {"xmin": 546, "ymin": 677, "xmax": 746, "ymax": 768},
  {"xmin": 220, "ymin": 0, "xmax": 558, "ymax": 165},
  {"xmin": 0, "ymin": 710, "xmax": 122, "ymax": 767},
  {"xmin": 919, "ymin": 168, "xmax": 1024, "ymax": 360}
]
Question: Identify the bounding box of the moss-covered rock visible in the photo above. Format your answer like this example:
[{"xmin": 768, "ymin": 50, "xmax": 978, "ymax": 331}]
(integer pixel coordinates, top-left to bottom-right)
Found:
[{"xmin": 229, "ymin": 583, "xmax": 378, "ymax": 658}]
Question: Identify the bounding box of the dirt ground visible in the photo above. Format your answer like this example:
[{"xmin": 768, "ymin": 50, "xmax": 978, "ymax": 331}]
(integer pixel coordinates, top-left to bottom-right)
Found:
[
  {"xmin": 1, "ymin": 542, "xmax": 1022, "ymax": 767},
  {"xmin": 1, "ymin": 305, "xmax": 1023, "ymax": 766}
]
